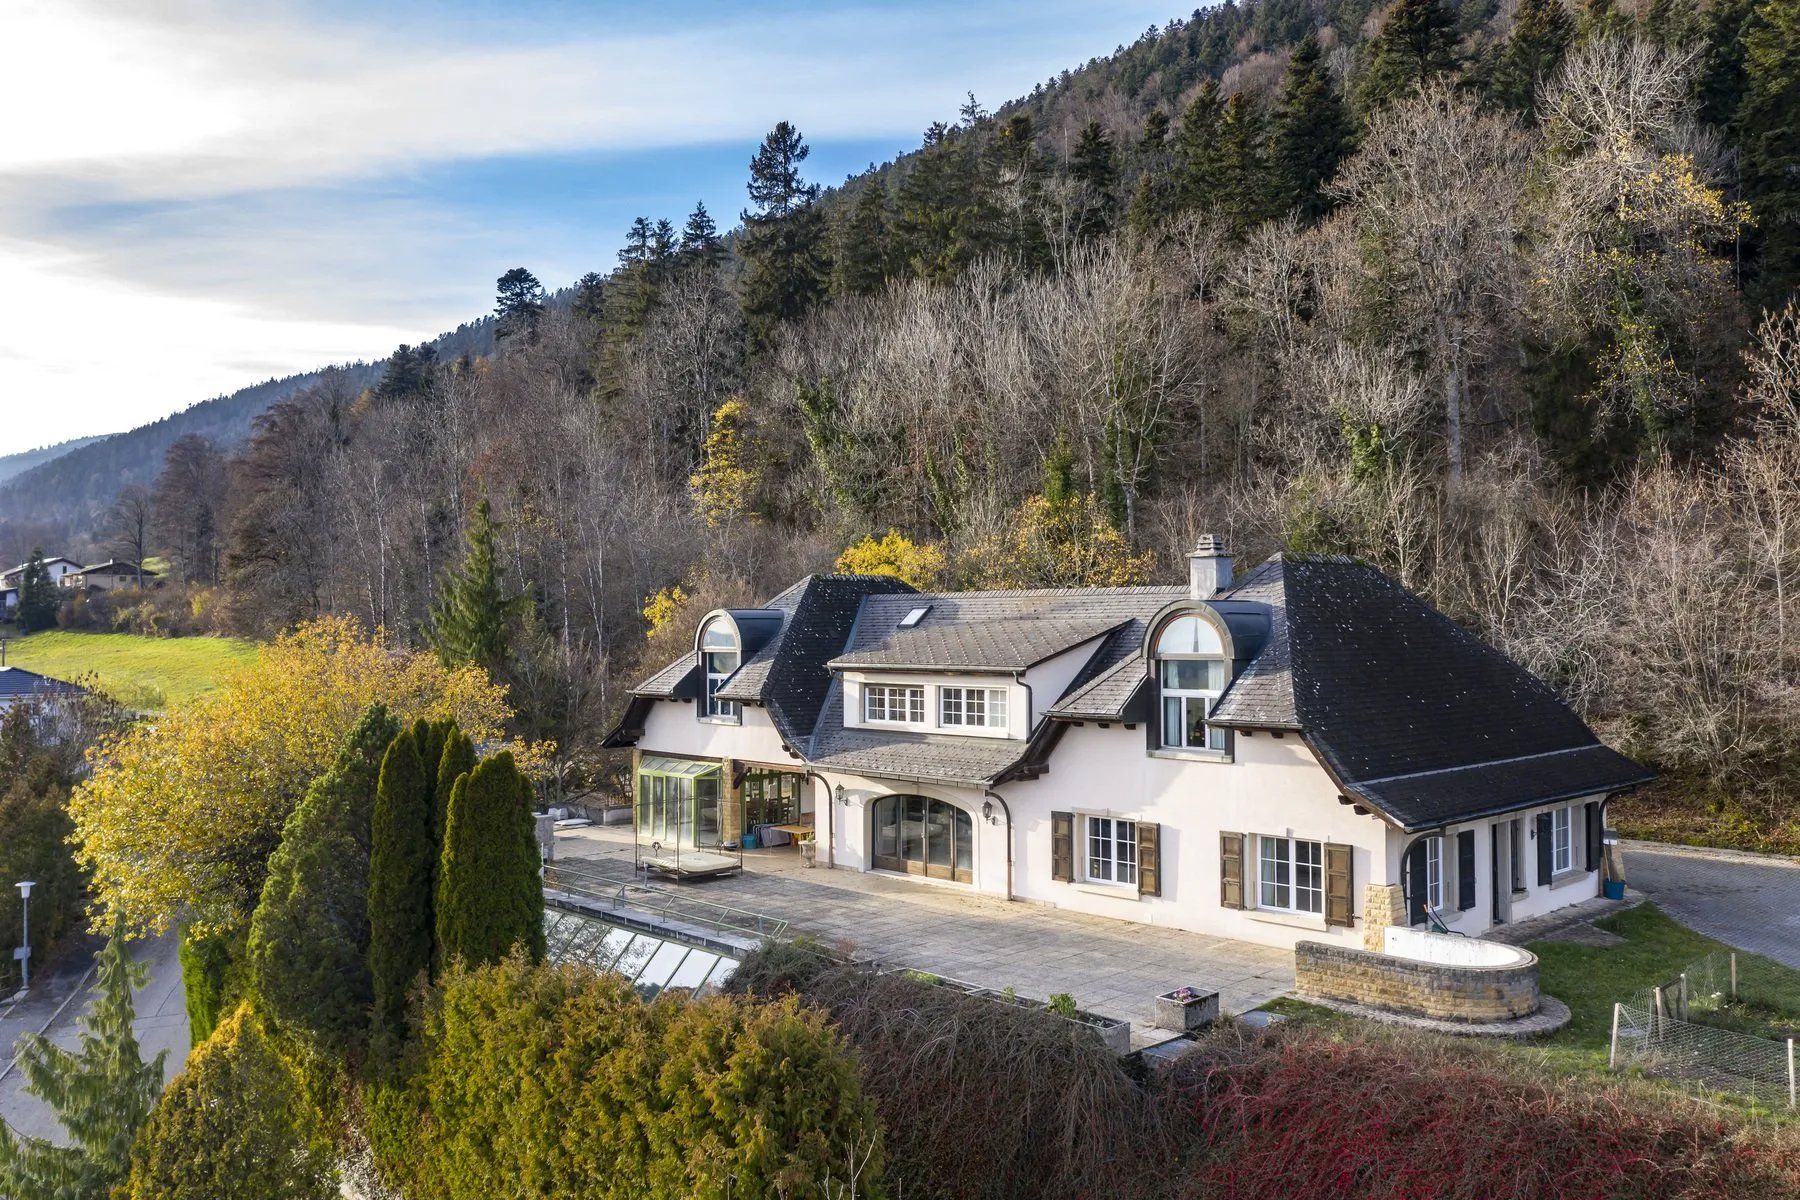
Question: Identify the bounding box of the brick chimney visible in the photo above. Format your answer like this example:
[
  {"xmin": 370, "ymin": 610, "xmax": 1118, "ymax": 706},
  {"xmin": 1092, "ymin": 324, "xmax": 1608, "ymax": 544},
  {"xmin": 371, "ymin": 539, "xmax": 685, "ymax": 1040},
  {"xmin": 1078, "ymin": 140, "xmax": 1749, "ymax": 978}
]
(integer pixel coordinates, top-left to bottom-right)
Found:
[{"xmin": 1188, "ymin": 534, "xmax": 1233, "ymax": 598}]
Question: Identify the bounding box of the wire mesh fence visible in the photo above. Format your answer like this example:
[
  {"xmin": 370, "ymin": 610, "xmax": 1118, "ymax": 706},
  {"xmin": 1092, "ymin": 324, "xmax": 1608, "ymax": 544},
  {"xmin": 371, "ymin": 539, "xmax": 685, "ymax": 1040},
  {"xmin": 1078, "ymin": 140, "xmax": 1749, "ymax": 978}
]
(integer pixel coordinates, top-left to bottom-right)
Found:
[{"xmin": 1610, "ymin": 949, "xmax": 1800, "ymax": 1108}]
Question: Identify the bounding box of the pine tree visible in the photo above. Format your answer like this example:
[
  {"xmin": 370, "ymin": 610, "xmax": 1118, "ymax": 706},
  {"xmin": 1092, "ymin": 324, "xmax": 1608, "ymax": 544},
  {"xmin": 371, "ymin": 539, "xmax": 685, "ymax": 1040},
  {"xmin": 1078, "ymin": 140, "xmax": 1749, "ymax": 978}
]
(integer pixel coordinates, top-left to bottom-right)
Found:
[
  {"xmin": 1068, "ymin": 120, "xmax": 1118, "ymax": 238},
  {"xmin": 1699, "ymin": 0, "xmax": 1758, "ymax": 128},
  {"xmin": 433, "ymin": 726, "xmax": 476, "ymax": 873},
  {"xmin": 1491, "ymin": 0, "xmax": 1576, "ymax": 115},
  {"xmin": 246, "ymin": 704, "xmax": 400, "ymax": 1058},
  {"xmin": 994, "ymin": 114, "xmax": 1053, "ymax": 270},
  {"xmin": 739, "ymin": 122, "xmax": 829, "ymax": 347},
  {"xmin": 571, "ymin": 272, "xmax": 607, "ymax": 324},
  {"xmin": 493, "ymin": 267, "xmax": 546, "ymax": 344},
  {"xmin": 679, "ymin": 201, "xmax": 725, "ymax": 266},
  {"xmin": 15, "ymin": 549, "xmax": 58, "ymax": 633},
  {"xmin": 1175, "ymin": 80, "xmax": 1226, "ymax": 211},
  {"xmin": 894, "ymin": 130, "xmax": 995, "ymax": 282},
  {"xmin": 832, "ymin": 180, "xmax": 893, "ymax": 296},
  {"xmin": 0, "ymin": 924, "xmax": 165, "ymax": 1198},
  {"xmin": 1741, "ymin": 0, "xmax": 1800, "ymax": 304},
  {"xmin": 1643, "ymin": 0, "xmax": 1703, "ymax": 45},
  {"xmin": 435, "ymin": 752, "xmax": 545, "ymax": 970},
  {"xmin": 1575, "ymin": 0, "xmax": 1633, "ymax": 40},
  {"xmin": 1270, "ymin": 35, "xmax": 1356, "ymax": 219},
  {"xmin": 366, "ymin": 727, "xmax": 433, "ymax": 1054},
  {"xmin": 1357, "ymin": 0, "xmax": 1462, "ymax": 111},
  {"xmin": 426, "ymin": 496, "xmax": 522, "ymax": 676},
  {"xmin": 374, "ymin": 343, "xmax": 438, "ymax": 404},
  {"xmin": 1125, "ymin": 109, "xmax": 1181, "ymax": 233},
  {"xmin": 1217, "ymin": 93, "xmax": 1274, "ymax": 236}
]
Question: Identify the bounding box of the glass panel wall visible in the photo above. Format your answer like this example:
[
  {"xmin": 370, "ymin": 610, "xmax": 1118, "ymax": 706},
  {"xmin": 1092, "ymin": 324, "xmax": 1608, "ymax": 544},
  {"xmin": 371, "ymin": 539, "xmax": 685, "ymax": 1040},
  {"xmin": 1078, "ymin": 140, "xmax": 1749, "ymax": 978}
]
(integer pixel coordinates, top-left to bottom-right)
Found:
[
  {"xmin": 636, "ymin": 757, "xmax": 725, "ymax": 852},
  {"xmin": 871, "ymin": 795, "xmax": 974, "ymax": 883}
]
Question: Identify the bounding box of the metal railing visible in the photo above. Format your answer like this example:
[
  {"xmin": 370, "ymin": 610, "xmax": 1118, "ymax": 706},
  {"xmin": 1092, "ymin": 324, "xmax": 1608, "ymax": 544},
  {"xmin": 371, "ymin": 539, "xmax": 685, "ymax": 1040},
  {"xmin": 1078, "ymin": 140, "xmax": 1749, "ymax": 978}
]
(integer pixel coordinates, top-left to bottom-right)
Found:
[{"xmin": 545, "ymin": 860, "xmax": 789, "ymax": 942}]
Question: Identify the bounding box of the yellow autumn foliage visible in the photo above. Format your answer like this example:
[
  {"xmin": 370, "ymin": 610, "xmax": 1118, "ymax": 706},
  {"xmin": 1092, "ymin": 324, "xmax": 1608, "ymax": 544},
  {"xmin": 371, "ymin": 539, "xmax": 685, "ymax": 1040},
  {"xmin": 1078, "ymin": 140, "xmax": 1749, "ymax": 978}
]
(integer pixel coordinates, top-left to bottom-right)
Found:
[
  {"xmin": 71, "ymin": 616, "xmax": 542, "ymax": 936},
  {"xmin": 641, "ymin": 584, "xmax": 690, "ymax": 637},
  {"xmin": 688, "ymin": 396, "xmax": 760, "ymax": 527},
  {"xmin": 834, "ymin": 529, "xmax": 947, "ymax": 590},
  {"xmin": 963, "ymin": 493, "xmax": 1155, "ymax": 589}
]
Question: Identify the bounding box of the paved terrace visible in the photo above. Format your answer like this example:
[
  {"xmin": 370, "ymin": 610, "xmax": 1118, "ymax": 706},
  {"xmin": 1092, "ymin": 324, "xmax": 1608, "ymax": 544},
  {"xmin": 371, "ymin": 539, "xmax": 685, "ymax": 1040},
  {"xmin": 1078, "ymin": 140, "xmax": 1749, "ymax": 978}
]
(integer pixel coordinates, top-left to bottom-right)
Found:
[{"xmin": 554, "ymin": 825, "xmax": 1294, "ymax": 1046}]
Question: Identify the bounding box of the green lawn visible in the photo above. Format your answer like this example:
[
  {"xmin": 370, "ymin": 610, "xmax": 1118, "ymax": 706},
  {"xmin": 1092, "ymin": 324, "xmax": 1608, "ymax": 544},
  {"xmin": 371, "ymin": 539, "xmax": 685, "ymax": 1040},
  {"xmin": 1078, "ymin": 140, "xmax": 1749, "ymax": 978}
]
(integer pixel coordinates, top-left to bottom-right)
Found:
[{"xmin": 2, "ymin": 629, "xmax": 259, "ymax": 710}]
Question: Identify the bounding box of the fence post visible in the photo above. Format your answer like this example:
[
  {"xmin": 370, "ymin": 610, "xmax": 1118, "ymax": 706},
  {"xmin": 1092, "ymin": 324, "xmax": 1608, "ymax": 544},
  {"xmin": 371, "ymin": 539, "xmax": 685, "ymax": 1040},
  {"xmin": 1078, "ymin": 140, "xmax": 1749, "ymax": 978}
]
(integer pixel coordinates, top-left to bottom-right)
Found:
[
  {"xmin": 1731, "ymin": 952, "xmax": 1739, "ymax": 1000},
  {"xmin": 1680, "ymin": 973, "xmax": 1689, "ymax": 1020},
  {"xmin": 1609, "ymin": 1003, "xmax": 1623, "ymax": 1071},
  {"xmin": 1789, "ymin": 1039, "xmax": 1796, "ymax": 1110},
  {"xmin": 1653, "ymin": 985, "xmax": 1666, "ymax": 1036}
]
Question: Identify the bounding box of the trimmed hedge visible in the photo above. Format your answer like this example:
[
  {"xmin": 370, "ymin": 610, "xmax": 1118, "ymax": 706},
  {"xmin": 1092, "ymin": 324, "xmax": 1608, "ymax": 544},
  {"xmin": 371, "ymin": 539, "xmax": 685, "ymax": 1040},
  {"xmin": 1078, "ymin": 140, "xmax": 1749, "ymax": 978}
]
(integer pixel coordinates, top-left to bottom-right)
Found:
[
  {"xmin": 434, "ymin": 751, "xmax": 543, "ymax": 970},
  {"xmin": 373, "ymin": 955, "xmax": 885, "ymax": 1200}
]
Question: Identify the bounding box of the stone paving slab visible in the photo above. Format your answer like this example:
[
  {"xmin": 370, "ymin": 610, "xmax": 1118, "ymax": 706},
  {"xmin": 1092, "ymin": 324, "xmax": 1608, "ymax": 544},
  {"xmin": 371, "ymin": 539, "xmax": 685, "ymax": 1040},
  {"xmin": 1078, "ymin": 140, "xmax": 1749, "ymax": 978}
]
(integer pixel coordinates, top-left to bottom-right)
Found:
[
  {"xmin": 1622, "ymin": 840, "xmax": 1800, "ymax": 969},
  {"xmin": 555, "ymin": 827, "xmax": 1295, "ymax": 1041}
]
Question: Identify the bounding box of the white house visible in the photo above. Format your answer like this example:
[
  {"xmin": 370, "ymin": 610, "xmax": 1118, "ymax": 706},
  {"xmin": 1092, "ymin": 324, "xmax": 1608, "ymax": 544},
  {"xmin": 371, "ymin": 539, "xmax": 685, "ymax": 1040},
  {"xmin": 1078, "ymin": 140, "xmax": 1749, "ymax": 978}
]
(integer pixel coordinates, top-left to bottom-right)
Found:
[
  {"xmin": 0, "ymin": 667, "xmax": 87, "ymax": 716},
  {"xmin": 0, "ymin": 556, "xmax": 83, "ymax": 611},
  {"xmin": 603, "ymin": 540, "xmax": 1651, "ymax": 952},
  {"xmin": 69, "ymin": 560, "xmax": 152, "ymax": 592}
]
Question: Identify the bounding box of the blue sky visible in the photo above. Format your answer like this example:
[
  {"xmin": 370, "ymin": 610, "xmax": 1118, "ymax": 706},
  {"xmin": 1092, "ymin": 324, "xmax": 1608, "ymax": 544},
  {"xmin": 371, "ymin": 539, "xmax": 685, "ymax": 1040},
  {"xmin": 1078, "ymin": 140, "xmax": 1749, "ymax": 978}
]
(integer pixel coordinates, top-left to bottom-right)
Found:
[{"xmin": 0, "ymin": 0, "xmax": 1184, "ymax": 455}]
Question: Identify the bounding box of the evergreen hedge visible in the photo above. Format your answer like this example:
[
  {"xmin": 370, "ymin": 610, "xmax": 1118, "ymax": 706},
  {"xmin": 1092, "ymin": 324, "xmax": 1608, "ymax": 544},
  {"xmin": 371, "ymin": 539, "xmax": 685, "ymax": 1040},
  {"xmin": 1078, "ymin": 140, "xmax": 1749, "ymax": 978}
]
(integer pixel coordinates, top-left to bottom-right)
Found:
[
  {"xmin": 373, "ymin": 956, "xmax": 884, "ymax": 1200},
  {"xmin": 177, "ymin": 925, "xmax": 245, "ymax": 1046},
  {"xmin": 246, "ymin": 704, "xmax": 399, "ymax": 1060}
]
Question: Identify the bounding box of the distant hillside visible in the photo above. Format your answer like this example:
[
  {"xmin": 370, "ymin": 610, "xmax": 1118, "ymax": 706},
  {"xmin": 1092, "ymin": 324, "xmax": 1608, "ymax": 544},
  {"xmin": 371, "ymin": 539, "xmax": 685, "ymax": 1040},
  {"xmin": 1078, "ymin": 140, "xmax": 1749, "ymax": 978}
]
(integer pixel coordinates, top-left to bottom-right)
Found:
[
  {"xmin": 0, "ymin": 435, "xmax": 106, "ymax": 487},
  {"xmin": 0, "ymin": 315, "xmax": 498, "ymax": 531}
]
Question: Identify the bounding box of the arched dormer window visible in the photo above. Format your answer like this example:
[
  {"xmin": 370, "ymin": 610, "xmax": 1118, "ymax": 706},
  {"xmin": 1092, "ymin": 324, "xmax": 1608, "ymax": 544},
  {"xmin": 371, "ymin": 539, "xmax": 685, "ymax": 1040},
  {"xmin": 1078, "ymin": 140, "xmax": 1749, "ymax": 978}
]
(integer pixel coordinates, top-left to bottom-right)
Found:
[
  {"xmin": 1156, "ymin": 613, "xmax": 1227, "ymax": 752},
  {"xmin": 700, "ymin": 619, "xmax": 741, "ymax": 722}
]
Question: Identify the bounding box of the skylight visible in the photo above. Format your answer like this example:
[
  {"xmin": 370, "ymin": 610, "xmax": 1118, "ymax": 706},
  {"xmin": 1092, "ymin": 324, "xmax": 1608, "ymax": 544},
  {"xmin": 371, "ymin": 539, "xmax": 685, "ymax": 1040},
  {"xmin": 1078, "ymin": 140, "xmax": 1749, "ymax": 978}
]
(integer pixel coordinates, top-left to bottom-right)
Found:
[{"xmin": 898, "ymin": 606, "xmax": 930, "ymax": 629}]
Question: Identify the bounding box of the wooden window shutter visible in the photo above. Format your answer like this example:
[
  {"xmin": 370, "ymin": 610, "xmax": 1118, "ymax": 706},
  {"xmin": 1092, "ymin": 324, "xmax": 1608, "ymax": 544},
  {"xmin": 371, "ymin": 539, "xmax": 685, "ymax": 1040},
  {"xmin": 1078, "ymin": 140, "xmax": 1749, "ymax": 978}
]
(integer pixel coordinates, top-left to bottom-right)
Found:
[
  {"xmin": 1584, "ymin": 801, "xmax": 1604, "ymax": 872},
  {"xmin": 1456, "ymin": 830, "xmax": 1476, "ymax": 911},
  {"xmin": 1137, "ymin": 822, "xmax": 1161, "ymax": 897},
  {"xmin": 1051, "ymin": 811, "xmax": 1074, "ymax": 883},
  {"xmin": 1536, "ymin": 812, "xmax": 1554, "ymax": 886},
  {"xmin": 1220, "ymin": 832, "xmax": 1245, "ymax": 909},
  {"xmin": 1324, "ymin": 842, "xmax": 1353, "ymax": 928}
]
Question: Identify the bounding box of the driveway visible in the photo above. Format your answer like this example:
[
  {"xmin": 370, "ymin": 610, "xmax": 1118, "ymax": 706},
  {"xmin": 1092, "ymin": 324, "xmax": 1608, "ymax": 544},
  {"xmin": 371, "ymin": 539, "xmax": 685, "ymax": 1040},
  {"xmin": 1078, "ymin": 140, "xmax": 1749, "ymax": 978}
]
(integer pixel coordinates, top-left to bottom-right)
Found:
[
  {"xmin": 0, "ymin": 930, "xmax": 188, "ymax": 1144},
  {"xmin": 554, "ymin": 826, "xmax": 1295, "ymax": 1044},
  {"xmin": 1622, "ymin": 840, "xmax": 1800, "ymax": 969}
]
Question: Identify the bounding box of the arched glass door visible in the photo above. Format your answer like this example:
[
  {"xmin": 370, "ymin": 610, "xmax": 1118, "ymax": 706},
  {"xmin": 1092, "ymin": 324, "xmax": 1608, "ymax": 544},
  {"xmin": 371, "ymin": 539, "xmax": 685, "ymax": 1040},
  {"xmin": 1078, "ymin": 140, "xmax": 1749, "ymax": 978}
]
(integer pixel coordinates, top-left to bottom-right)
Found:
[{"xmin": 872, "ymin": 795, "xmax": 973, "ymax": 883}]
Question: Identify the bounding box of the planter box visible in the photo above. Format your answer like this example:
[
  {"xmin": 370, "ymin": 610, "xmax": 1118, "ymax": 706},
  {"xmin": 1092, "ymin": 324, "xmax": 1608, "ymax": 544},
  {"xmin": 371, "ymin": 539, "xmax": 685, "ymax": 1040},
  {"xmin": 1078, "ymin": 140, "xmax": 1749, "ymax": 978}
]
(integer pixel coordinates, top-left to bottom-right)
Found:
[
  {"xmin": 1154, "ymin": 987, "xmax": 1221, "ymax": 1033},
  {"xmin": 1073, "ymin": 1011, "xmax": 1132, "ymax": 1056}
]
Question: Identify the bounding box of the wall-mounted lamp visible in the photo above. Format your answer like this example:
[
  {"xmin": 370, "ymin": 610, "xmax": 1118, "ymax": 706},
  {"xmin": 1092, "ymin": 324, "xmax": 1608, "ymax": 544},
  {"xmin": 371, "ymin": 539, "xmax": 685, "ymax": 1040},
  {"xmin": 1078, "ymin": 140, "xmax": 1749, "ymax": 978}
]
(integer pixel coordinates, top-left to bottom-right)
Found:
[
  {"xmin": 981, "ymin": 799, "xmax": 994, "ymax": 823},
  {"xmin": 835, "ymin": 784, "xmax": 848, "ymax": 806}
]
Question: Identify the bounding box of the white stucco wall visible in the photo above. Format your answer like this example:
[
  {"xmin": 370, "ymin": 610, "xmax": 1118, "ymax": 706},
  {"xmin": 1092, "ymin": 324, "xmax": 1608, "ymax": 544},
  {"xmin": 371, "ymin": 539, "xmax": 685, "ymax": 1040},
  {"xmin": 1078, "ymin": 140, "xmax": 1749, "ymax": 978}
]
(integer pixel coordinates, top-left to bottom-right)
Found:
[
  {"xmin": 1384, "ymin": 797, "xmax": 1605, "ymax": 935},
  {"xmin": 637, "ymin": 698, "xmax": 801, "ymax": 768}
]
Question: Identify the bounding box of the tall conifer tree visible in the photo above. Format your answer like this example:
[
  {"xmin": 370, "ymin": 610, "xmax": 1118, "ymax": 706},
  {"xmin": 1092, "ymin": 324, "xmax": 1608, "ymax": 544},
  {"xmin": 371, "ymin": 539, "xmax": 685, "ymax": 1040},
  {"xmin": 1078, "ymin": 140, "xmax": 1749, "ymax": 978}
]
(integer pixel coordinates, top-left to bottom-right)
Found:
[
  {"xmin": 1068, "ymin": 120, "xmax": 1118, "ymax": 238},
  {"xmin": 1356, "ymin": 0, "xmax": 1461, "ymax": 111},
  {"xmin": 1217, "ymin": 93, "xmax": 1274, "ymax": 236},
  {"xmin": 1175, "ymin": 81, "xmax": 1226, "ymax": 211},
  {"xmin": 493, "ymin": 267, "xmax": 546, "ymax": 344},
  {"xmin": 679, "ymin": 201, "xmax": 725, "ymax": 266},
  {"xmin": 15, "ymin": 549, "xmax": 58, "ymax": 633},
  {"xmin": 832, "ymin": 181, "xmax": 893, "ymax": 296},
  {"xmin": 739, "ymin": 121, "xmax": 829, "ymax": 347},
  {"xmin": 427, "ymin": 497, "xmax": 522, "ymax": 677},
  {"xmin": 1491, "ymin": 0, "xmax": 1575, "ymax": 115},
  {"xmin": 0, "ymin": 925, "xmax": 165, "ymax": 1197},
  {"xmin": 1271, "ymin": 36, "xmax": 1356, "ymax": 218},
  {"xmin": 366, "ymin": 728, "xmax": 433, "ymax": 1054},
  {"xmin": 435, "ymin": 752, "xmax": 545, "ymax": 970},
  {"xmin": 1741, "ymin": 0, "xmax": 1800, "ymax": 304}
]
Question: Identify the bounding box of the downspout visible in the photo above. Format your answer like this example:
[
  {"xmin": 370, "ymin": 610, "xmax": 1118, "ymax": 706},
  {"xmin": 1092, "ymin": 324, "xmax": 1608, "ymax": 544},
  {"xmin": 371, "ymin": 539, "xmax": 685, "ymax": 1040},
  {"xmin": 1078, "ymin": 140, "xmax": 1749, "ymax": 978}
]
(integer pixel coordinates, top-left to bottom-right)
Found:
[{"xmin": 983, "ymin": 789, "xmax": 1015, "ymax": 902}]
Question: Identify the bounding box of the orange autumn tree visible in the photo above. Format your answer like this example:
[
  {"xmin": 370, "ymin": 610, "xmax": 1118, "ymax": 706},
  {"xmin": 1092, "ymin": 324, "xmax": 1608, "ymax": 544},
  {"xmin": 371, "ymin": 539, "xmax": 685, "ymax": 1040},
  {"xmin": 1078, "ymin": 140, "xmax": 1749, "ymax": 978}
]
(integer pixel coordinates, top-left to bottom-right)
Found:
[{"xmin": 71, "ymin": 617, "xmax": 541, "ymax": 936}]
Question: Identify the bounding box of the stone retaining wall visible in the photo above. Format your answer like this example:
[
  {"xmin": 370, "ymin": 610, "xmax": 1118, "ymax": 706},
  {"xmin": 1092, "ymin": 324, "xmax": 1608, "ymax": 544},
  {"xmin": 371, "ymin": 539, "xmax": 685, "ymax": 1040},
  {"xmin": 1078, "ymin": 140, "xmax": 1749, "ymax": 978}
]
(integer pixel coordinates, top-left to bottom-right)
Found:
[{"xmin": 1294, "ymin": 939, "xmax": 1541, "ymax": 1022}]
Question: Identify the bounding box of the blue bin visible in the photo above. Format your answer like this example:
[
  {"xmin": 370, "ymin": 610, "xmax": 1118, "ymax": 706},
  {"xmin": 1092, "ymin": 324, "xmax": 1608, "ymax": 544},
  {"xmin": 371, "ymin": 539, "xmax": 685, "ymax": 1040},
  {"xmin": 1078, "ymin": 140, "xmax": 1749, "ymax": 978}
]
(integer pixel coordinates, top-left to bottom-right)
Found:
[{"xmin": 1603, "ymin": 878, "xmax": 1625, "ymax": 900}]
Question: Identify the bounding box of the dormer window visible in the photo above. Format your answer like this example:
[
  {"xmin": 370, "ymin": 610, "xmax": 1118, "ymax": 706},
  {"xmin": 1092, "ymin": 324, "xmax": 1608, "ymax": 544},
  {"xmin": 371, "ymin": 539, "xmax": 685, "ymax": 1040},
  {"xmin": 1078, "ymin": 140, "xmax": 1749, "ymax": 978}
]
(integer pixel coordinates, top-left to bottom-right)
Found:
[
  {"xmin": 700, "ymin": 620, "xmax": 740, "ymax": 722},
  {"xmin": 1157, "ymin": 614, "xmax": 1227, "ymax": 752}
]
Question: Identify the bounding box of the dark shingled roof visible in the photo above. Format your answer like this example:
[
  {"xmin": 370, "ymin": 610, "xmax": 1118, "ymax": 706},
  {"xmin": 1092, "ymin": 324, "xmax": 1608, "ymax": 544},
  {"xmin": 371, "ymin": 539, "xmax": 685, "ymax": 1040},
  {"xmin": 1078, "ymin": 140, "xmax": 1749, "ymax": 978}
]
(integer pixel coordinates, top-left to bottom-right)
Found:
[
  {"xmin": 829, "ymin": 617, "xmax": 1124, "ymax": 672},
  {"xmin": 603, "ymin": 574, "xmax": 915, "ymax": 750},
  {"xmin": 1205, "ymin": 556, "xmax": 1651, "ymax": 829},
  {"xmin": 0, "ymin": 667, "xmax": 85, "ymax": 700}
]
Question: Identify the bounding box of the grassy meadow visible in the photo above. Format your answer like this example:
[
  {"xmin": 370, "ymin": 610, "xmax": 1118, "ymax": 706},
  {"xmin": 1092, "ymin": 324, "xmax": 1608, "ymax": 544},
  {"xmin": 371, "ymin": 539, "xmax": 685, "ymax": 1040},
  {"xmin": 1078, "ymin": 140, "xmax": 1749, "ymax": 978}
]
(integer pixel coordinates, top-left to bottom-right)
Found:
[{"xmin": 2, "ymin": 629, "xmax": 258, "ymax": 710}]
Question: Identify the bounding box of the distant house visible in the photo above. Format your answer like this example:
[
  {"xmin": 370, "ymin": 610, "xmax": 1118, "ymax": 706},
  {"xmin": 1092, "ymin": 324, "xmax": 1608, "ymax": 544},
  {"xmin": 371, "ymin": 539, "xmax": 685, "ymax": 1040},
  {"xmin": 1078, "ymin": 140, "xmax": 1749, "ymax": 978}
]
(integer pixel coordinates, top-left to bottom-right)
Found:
[
  {"xmin": 71, "ymin": 560, "xmax": 153, "ymax": 592},
  {"xmin": 0, "ymin": 666, "xmax": 87, "ymax": 716},
  {"xmin": 604, "ymin": 539, "xmax": 1652, "ymax": 952},
  {"xmin": 0, "ymin": 556, "xmax": 83, "ymax": 613}
]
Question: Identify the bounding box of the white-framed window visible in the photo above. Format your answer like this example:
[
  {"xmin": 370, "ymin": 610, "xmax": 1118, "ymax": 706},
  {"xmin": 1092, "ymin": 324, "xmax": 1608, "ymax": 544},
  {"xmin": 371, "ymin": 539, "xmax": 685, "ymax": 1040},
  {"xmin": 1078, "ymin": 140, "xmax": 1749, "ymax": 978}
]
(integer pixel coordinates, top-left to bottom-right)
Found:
[
  {"xmin": 1425, "ymin": 835, "xmax": 1443, "ymax": 910},
  {"xmin": 1552, "ymin": 806, "xmax": 1573, "ymax": 874},
  {"xmin": 700, "ymin": 620, "xmax": 740, "ymax": 722},
  {"xmin": 1156, "ymin": 614, "xmax": 1228, "ymax": 752},
  {"xmin": 1084, "ymin": 816, "xmax": 1138, "ymax": 886},
  {"xmin": 1258, "ymin": 835, "xmax": 1323, "ymax": 914},
  {"xmin": 863, "ymin": 684, "xmax": 925, "ymax": 724},
  {"xmin": 940, "ymin": 686, "xmax": 1008, "ymax": 729}
]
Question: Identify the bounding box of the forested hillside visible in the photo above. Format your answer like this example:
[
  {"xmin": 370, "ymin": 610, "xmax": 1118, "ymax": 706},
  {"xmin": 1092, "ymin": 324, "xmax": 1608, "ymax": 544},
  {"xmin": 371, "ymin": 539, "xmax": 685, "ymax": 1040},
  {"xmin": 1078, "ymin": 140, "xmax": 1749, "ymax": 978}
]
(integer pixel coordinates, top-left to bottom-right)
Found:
[
  {"xmin": 0, "ymin": 435, "xmax": 105, "ymax": 488},
  {"xmin": 33, "ymin": 0, "xmax": 1800, "ymax": 844}
]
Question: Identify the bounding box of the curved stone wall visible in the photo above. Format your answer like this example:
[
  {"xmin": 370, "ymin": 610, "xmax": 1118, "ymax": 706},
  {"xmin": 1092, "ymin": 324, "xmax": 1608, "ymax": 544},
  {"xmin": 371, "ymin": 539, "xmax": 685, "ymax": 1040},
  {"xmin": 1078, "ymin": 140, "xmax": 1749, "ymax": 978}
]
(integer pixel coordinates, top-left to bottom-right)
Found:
[{"xmin": 1293, "ymin": 938, "xmax": 1541, "ymax": 1023}]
